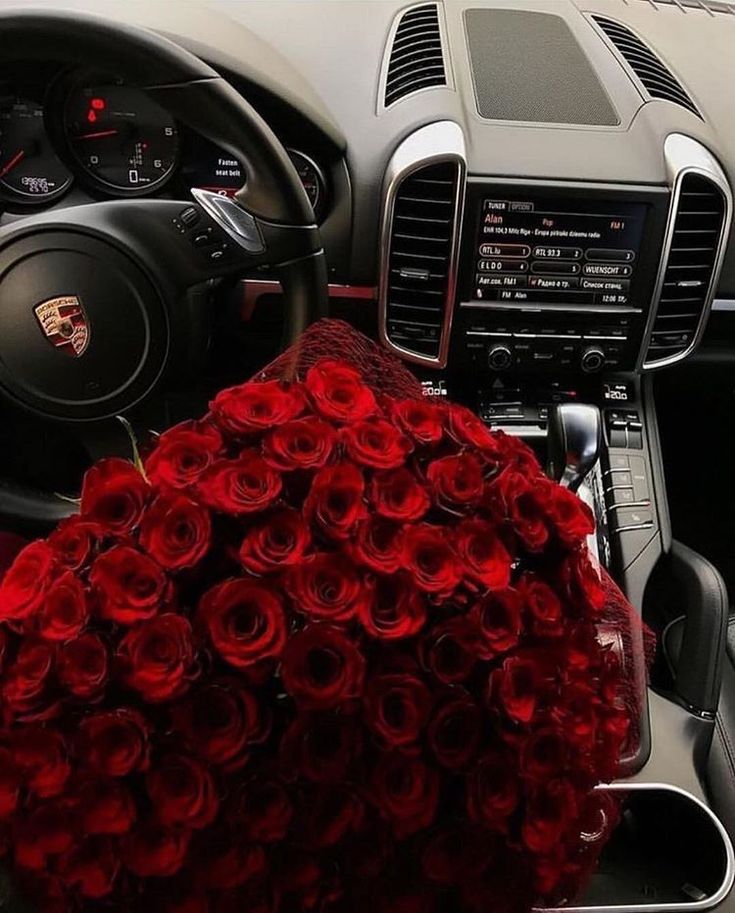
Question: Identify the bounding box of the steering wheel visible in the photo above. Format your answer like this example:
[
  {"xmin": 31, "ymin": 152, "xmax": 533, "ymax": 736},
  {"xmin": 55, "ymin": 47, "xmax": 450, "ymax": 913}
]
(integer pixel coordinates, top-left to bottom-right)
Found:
[{"xmin": 0, "ymin": 10, "xmax": 328, "ymax": 528}]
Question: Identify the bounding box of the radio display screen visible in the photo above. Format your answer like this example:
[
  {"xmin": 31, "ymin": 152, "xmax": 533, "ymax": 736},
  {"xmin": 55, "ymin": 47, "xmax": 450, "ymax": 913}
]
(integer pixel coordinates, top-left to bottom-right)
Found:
[{"xmin": 473, "ymin": 197, "xmax": 649, "ymax": 307}]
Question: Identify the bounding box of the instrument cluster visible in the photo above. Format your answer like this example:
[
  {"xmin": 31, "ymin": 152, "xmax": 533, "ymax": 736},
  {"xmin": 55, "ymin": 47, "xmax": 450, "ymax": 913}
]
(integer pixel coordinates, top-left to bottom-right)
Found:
[{"xmin": 0, "ymin": 74, "xmax": 327, "ymax": 215}]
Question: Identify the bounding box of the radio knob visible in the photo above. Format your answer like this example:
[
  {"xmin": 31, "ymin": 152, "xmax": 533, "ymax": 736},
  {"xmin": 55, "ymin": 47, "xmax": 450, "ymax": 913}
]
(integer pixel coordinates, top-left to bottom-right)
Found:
[
  {"xmin": 488, "ymin": 344, "xmax": 513, "ymax": 371},
  {"xmin": 581, "ymin": 347, "xmax": 605, "ymax": 373}
]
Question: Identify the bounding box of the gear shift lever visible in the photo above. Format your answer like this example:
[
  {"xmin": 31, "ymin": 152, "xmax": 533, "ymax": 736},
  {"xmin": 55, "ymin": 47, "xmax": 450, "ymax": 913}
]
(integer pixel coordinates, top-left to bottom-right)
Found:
[{"xmin": 546, "ymin": 403, "xmax": 601, "ymax": 493}]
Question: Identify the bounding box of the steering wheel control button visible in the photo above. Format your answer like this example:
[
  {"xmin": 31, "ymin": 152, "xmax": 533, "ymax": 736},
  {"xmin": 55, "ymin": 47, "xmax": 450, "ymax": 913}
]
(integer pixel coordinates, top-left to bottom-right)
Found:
[
  {"xmin": 180, "ymin": 206, "xmax": 199, "ymax": 227},
  {"xmin": 190, "ymin": 187, "xmax": 265, "ymax": 253}
]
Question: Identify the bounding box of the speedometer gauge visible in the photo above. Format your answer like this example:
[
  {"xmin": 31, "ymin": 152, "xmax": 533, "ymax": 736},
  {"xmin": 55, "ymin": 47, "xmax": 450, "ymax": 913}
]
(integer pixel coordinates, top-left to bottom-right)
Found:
[
  {"xmin": 64, "ymin": 84, "xmax": 178, "ymax": 194},
  {"xmin": 0, "ymin": 97, "xmax": 72, "ymax": 203}
]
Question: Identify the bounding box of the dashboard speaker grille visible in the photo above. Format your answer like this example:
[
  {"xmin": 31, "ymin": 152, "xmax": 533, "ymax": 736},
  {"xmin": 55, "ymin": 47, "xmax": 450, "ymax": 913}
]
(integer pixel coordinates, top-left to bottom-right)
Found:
[
  {"xmin": 465, "ymin": 8, "xmax": 618, "ymax": 125},
  {"xmin": 385, "ymin": 161, "xmax": 459, "ymax": 361},
  {"xmin": 645, "ymin": 173, "xmax": 726, "ymax": 366},
  {"xmin": 383, "ymin": 3, "xmax": 447, "ymax": 108},
  {"xmin": 592, "ymin": 15, "xmax": 701, "ymax": 118}
]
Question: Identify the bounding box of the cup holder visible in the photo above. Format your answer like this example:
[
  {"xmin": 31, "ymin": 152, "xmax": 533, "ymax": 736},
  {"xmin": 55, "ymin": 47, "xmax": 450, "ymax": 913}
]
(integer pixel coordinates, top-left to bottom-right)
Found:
[{"xmin": 542, "ymin": 783, "xmax": 735, "ymax": 912}]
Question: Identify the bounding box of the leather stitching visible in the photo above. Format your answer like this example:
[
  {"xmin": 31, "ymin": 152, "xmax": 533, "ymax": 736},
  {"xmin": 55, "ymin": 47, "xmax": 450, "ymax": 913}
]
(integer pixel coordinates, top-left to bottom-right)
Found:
[{"xmin": 715, "ymin": 712, "xmax": 735, "ymax": 787}]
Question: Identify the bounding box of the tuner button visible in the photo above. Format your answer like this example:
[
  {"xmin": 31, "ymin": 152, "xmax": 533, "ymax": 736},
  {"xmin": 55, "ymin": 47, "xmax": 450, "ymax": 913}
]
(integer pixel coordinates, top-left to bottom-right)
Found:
[
  {"xmin": 488, "ymin": 344, "xmax": 513, "ymax": 371},
  {"xmin": 581, "ymin": 347, "xmax": 605, "ymax": 373}
]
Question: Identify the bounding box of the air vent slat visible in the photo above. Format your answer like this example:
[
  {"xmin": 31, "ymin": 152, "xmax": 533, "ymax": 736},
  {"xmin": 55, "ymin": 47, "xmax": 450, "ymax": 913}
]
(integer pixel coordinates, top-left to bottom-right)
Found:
[
  {"xmin": 592, "ymin": 15, "xmax": 701, "ymax": 118},
  {"xmin": 385, "ymin": 161, "xmax": 459, "ymax": 362},
  {"xmin": 383, "ymin": 3, "xmax": 447, "ymax": 107},
  {"xmin": 645, "ymin": 173, "xmax": 726, "ymax": 367}
]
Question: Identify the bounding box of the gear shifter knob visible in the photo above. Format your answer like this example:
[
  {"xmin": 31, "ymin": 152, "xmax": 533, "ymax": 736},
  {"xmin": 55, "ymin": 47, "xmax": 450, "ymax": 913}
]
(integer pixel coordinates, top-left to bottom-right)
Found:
[{"xmin": 546, "ymin": 403, "xmax": 601, "ymax": 493}]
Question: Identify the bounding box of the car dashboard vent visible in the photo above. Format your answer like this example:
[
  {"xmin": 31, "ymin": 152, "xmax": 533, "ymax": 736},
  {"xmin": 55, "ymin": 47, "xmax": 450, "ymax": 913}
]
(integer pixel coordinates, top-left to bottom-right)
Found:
[
  {"xmin": 645, "ymin": 173, "xmax": 727, "ymax": 367},
  {"xmin": 383, "ymin": 3, "xmax": 448, "ymax": 108},
  {"xmin": 592, "ymin": 15, "xmax": 701, "ymax": 118},
  {"xmin": 383, "ymin": 161, "xmax": 460, "ymax": 364}
]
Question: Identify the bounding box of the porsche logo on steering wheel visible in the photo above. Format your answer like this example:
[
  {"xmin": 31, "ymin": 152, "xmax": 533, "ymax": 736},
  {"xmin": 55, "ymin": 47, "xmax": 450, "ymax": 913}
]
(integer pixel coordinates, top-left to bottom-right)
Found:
[{"xmin": 33, "ymin": 295, "xmax": 90, "ymax": 358}]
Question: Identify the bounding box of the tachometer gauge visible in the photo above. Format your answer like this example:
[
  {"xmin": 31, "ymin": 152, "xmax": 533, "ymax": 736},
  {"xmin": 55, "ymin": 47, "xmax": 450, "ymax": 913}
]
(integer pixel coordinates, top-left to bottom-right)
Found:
[
  {"xmin": 64, "ymin": 84, "xmax": 178, "ymax": 194},
  {"xmin": 0, "ymin": 97, "xmax": 72, "ymax": 203}
]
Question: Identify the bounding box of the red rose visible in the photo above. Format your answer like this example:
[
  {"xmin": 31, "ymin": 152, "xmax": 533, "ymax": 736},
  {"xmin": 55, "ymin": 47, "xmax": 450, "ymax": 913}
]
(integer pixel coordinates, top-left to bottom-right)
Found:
[
  {"xmin": 358, "ymin": 574, "xmax": 426, "ymax": 640},
  {"xmin": 239, "ymin": 508, "xmax": 311, "ymax": 575},
  {"xmin": 521, "ymin": 729, "xmax": 568, "ymax": 784},
  {"xmin": 427, "ymin": 453, "xmax": 485, "ymax": 509},
  {"xmin": 118, "ymin": 613, "xmax": 196, "ymax": 702},
  {"xmin": 38, "ymin": 571, "xmax": 89, "ymax": 642},
  {"xmin": 210, "ymin": 379, "xmax": 304, "ymax": 435},
  {"xmin": 0, "ymin": 746, "xmax": 19, "ymax": 819},
  {"xmin": 468, "ymin": 589, "xmax": 522, "ymax": 659},
  {"xmin": 522, "ymin": 780, "xmax": 576, "ymax": 854},
  {"xmin": 370, "ymin": 468, "xmax": 430, "ymax": 521},
  {"xmin": 489, "ymin": 652, "xmax": 546, "ymax": 724},
  {"xmin": 518, "ymin": 574, "xmax": 564, "ymax": 638},
  {"xmin": 140, "ymin": 493, "xmax": 211, "ymax": 570},
  {"xmin": 0, "ymin": 540, "xmax": 56, "ymax": 622},
  {"xmin": 454, "ymin": 519, "xmax": 512, "ymax": 589},
  {"xmin": 281, "ymin": 624, "xmax": 365, "ymax": 709},
  {"xmin": 12, "ymin": 726, "xmax": 70, "ymax": 797},
  {"xmin": 48, "ymin": 516, "xmax": 101, "ymax": 570},
  {"xmin": 121, "ymin": 823, "xmax": 191, "ymax": 877},
  {"xmin": 404, "ymin": 524, "xmax": 463, "ymax": 596},
  {"xmin": 57, "ymin": 632, "xmax": 109, "ymax": 700},
  {"xmin": 75, "ymin": 708, "xmax": 149, "ymax": 777},
  {"xmin": 486, "ymin": 468, "xmax": 549, "ymax": 552},
  {"xmin": 369, "ymin": 752, "xmax": 439, "ymax": 837},
  {"xmin": 198, "ymin": 579, "xmax": 286, "ymax": 669},
  {"xmin": 349, "ymin": 516, "xmax": 405, "ymax": 574},
  {"xmin": 536, "ymin": 480, "xmax": 594, "ymax": 546},
  {"xmin": 170, "ymin": 679, "xmax": 268, "ymax": 771},
  {"xmin": 76, "ymin": 778, "xmax": 137, "ymax": 835},
  {"xmin": 391, "ymin": 398, "xmax": 444, "ymax": 444},
  {"xmin": 421, "ymin": 617, "xmax": 477, "ymax": 684},
  {"xmin": 299, "ymin": 784, "xmax": 363, "ymax": 848},
  {"xmin": 200, "ymin": 839, "xmax": 266, "ymax": 890},
  {"xmin": 559, "ymin": 548, "xmax": 606, "ymax": 614},
  {"xmin": 80, "ymin": 458, "xmax": 149, "ymax": 534},
  {"xmin": 264, "ymin": 417, "xmax": 337, "ymax": 470},
  {"xmin": 428, "ymin": 692, "xmax": 482, "ymax": 769},
  {"xmin": 286, "ymin": 553, "xmax": 366, "ymax": 623},
  {"xmin": 90, "ymin": 545, "xmax": 167, "ymax": 626},
  {"xmin": 466, "ymin": 752, "xmax": 519, "ymax": 829},
  {"xmin": 147, "ymin": 754, "xmax": 218, "ymax": 830},
  {"xmin": 422, "ymin": 827, "xmax": 470, "ymax": 885},
  {"xmin": 304, "ymin": 462, "xmax": 367, "ymax": 539},
  {"xmin": 363, "ymin": 671, "xmax": 431, "ymax": 747},
  {"xmin": 232, "ymin": 775, "xmax": 293, "ymax": 842},
  {"xmin": 2, "ymin": 639, "xmax": 54, "ymax": 717},
  {"xmin": 198, "ymin": 453, "xmax": 282, "ymax": 515},
  {"xmin": 14, "ymin": 800, "xmax": 75, "ymax": 870},
  {"xmin": 305, "ymin": 359, "xmax": 377, "ymax": 422},
  {"xmin": 341, "ymin": 418, "xmax": 412, "ymax": 470},
  {"xmin": 57, "ymin": 838, "xmax": 119, "ymax": 898},
  {"xmin": 445, "ymin": 404, "xmax": 498, "ymax": 454},
  {"xmin": 145, "ymin": 420, "xmax": 223, "ymax": 490},
  {"xmin": 280, "ymin": 711, "xmax": 362, "ymax": 784}
]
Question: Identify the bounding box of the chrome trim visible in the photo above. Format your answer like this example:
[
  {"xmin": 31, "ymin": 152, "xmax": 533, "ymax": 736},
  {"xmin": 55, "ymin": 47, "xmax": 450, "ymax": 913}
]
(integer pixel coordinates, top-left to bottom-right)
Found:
[
  {"xmin": 238, "ymin": 279, "xmax": 376, "ymax": 300},
  {"xmin": 461, "ymin": 301, "xmax": 642, "ymax": 315},
  {"xmin": 378, "ymin": 120, "xmax": 467, "ymax": 369},
  {"xmin": 712, "ymin": 298, "xmax": 735, "ymax": 311},
  {"xmin": 640, "ymin": 134, "xmax": 733, "ymax": 371},
  {"xmin": 377, "ymin": 1, "xmax": 454, "ymax": 114},
  {"xmin": 540, "ymin": 781, "xmax": 735, "ymax": 913}
]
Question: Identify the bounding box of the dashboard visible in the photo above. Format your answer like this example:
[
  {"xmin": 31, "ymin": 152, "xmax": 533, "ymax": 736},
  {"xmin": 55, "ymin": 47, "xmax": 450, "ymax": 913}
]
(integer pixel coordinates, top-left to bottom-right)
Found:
[{"xmin": 0, "ymin": 66, "xmax": 327, "ymax": 215}]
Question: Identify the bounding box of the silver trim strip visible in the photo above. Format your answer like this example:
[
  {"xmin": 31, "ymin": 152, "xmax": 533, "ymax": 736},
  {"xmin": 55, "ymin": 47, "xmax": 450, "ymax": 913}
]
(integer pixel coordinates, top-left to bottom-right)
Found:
[
  {"xmin": 712, "ymin": 298, "xmax": 735, "ymax": 311},
  {"xmin": 461, "ymin": 301, "xmax": 642, "ymax": 315},
  {"xmin": 539, "ymin": 782, "xmax": 735, "ymax": 913},
  {"xmin": 378, "ymin": 120, "xmax": 467, "ymax": 369},
  {"xmin": 640, "ymin": 134, "xmax": 733, "ymax": 371},
  {"xmin": 377, "ymin": 1, "xmax": 454, "ymax": 113}
]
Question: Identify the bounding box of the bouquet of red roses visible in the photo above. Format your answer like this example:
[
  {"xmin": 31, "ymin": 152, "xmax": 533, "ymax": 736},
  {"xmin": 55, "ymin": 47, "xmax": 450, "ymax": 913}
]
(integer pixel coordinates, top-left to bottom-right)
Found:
[{"xmin": 0, "ymin": 320, "xmax": 631, "ymax": 913}]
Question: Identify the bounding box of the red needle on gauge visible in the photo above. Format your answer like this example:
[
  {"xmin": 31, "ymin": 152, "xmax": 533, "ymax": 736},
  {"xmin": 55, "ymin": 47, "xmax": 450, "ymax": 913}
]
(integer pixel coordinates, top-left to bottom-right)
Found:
[
  {"xmin": 0, "ymin": 149, "xmax": 25, "ymax": 178},
  {"xmin": 75, "ymin": 129, "xmax": 119, "ymax": 140}
]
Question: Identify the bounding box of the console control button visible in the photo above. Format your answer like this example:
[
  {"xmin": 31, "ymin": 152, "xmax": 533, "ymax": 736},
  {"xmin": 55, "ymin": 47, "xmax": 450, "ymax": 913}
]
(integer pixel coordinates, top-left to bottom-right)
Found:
[
  {"xmin": 581, "ymin": 347, "xmax": 605, "ymax": 373},
  {"xmin": 488, "ymin": 344, "xmax": 513, "ymax": 371},
  {"xmin": 607, "ymin": 487, "xmax": 637, "ymax": 507},
  {"xmin": 609, "ymin": 454, "xmax": 630, "ymax": 470},
  {"xmin": 629, "ymin": 456, "xmax": 649, "ymax": 501},
  {"xmin": 606, "ymin": 470, "xmax": 633, "ymax": 488},
  {"xmin": 613, "ymin": 507, "xmax": 653, "ymax": 530}
]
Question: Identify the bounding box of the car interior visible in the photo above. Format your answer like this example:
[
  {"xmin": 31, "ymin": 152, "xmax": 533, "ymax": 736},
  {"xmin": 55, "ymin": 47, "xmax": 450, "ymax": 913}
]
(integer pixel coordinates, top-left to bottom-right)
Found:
[{"xmin": 1, "ymin": 0, "xmax": 735, "ymax": 909}]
